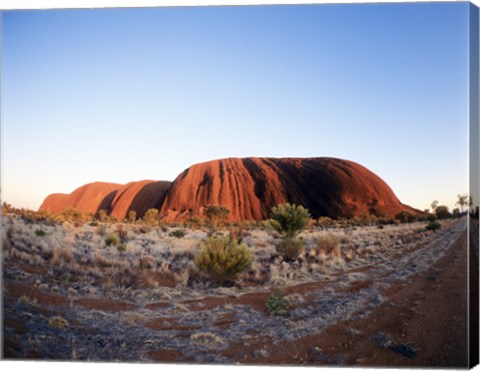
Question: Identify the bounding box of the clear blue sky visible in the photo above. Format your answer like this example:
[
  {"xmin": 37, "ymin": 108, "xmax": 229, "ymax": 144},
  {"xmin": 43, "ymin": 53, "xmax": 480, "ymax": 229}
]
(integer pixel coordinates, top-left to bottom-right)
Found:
[{"xmin": 1, "ymin": 2, "xmax": 470, "ymax": 211}]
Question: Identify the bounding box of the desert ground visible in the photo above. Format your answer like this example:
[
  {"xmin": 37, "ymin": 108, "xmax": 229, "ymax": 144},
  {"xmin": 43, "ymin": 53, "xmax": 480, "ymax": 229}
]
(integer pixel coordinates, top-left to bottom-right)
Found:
[{"xmin": 2, "ymin": 213, "xmax": 469, "ymax": 367}]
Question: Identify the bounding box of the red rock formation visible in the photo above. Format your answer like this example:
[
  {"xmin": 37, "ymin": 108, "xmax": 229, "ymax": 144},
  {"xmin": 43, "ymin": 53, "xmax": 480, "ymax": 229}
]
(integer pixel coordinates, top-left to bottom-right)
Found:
[
  {"xmin": 38, "ymin": 193, "xmax": 71, "ymax": 213},
  {"xmin": 160, "ymin": 157, "xmax": 417, "ymax": 221},
  {"xmin": 39, "ymin": 182, "xmax": 122, "ymax": 214},
  {"xmin": 108, "ymin": 180, "xmax": 171, "ymax": 220},
  {"xmin": 39, "ymin": 180, "xmax": 171, "ymax": 219},
  {"xmin": 39, "ymin": 157, "xmax": 417, "ymax": 222}
]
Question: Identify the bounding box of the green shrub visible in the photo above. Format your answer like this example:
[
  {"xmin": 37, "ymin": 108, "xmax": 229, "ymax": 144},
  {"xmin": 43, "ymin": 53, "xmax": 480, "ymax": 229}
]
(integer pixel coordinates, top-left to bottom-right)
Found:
[
  {"xmin": 269, "ymin": 203, "xmax": 311, "ymax": 239},
  {"xmin": 35, "ymin": 229, "xmax": 46, "ymax": 236},
  {"xmin": 275, "ymin": 238, "xmax": 305, "ymax": 262},
  {"xmin": 194, "ymin": 236, "xmax": 252, "ymax": 283},
  {"xmin": 117, "ymin": 243, "xmax": 127, "ymax": 253},
  {"xmin": 378, "ymin": 217, "xmax": 395, "ymax": 225},
  {"xmin": 395, "ymin": 211, "xmax": 415, "ymax": 223},
  {"xmin": 105, "ymin": 235, "xmax": 119, "ymax": 246},
  {"xmin": 426, "ymin": 221, "xmax": 441, "ymax": 232},
  {"xmin": 266, "ymin": 290, "xmax": 290, "ymax": 316},
  {"xmin": 89, "ymin": 220, "xmax": 99, "ymax": 227},
  {"xmin": 169, "ymin": 229, "xmax": 186, "ymax": 238}
]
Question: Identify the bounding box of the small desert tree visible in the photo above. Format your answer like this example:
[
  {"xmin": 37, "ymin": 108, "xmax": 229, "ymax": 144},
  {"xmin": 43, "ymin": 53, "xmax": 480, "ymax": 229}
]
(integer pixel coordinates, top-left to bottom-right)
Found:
[
  {"xmin": 269, "ymin": 203, "xmax": 311, "ymax": 261},
  {"xmin": 143, "ymin": 208, "xmax": 159, "ymax": 226},
  {"xmin": 204, "ymin": 205, "xmax": 230, "ymax": 229},
  {"xmin": 270, "ymin": 203, "xmax": 311, "ymax": 239},
  {"xmin": 431, "ymin": 200, "xmax": 438, "ymax": 213},
  {"xmin": 456, "ymin": 194, "xmax": 469, "ymax": 213},
  {"xmin": 435, "ymin": 205, "xmax": 450, "ymax": 219}
]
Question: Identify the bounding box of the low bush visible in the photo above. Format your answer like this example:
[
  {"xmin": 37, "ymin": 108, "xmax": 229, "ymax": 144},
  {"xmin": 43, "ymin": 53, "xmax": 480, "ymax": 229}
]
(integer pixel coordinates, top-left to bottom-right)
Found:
[
  {"xmin": 117, "ymin": 243, "xmax": 127, "ymax": 253},
  {"xmin": 169, "ymin": 229, "xmax": 186, "ymax": 238},
  {"xmin": 266, "ymin": 290, "xmax": 290, "ymax": 316},
  {"xmin": 275, "ymin": 238, "xmax": 304, "ymax": 262},
  {"xmin": 35, "ymin": 229, "xmax": 46, "ymax": 237},
  {"xmin": 426, "ymin": 221, "xmax": 441, "ymax": 232},
  {"xmin": 105, "ymin": 235, "xmax": 119, "ymax": 246},
  {"xmin": 395, "ymin": 211, "xmax": 415, "ymax": 224},
  {"xmin": 194, "ymin": 236, "xmax": 252, "ymax": 283}
]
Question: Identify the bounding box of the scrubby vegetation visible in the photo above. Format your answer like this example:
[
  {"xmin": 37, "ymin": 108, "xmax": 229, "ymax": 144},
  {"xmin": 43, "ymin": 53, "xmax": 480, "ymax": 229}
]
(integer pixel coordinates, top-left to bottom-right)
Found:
[
  {"xmin": 1, "ymin": 200, "xmax": 467, "ymax": 363},
  {"xmin": 266, "ymin": 290, "xmax": 290, "ymax": 316},
  {"xmin": 270, "ymin": 203, "xmax": 311, "ymax": 238},
  {"xmin": 194, "ymin": 236, "xmax": 252, "ymax": 283},
  {"xmin": 270, "ymin": 203, "xmax": 311, "ymax": 262},
  {"xmin": 275, "ymin": 238, "xmax": 305, "ymax": 262},
  {"xmin": 143, "ymin": 208, "xmax": 159, "ymax": 226},
  {"xmin": 169, "ymin": 229, "xmax": 187, "ymax": 238},
  {"xmin": 426, "ymin": 221, "xmax": 441, "ymax": 232},
  {"xmin": 204, "ymin": 205, "xmax": 230, "ymax": 229},
  {"xmin": 35, "ymin": 228, "xmax": 46, "ymax": 236},
  {"xmin": 105, "ymin": 235, "xmax": 119, "ymax": 246}
]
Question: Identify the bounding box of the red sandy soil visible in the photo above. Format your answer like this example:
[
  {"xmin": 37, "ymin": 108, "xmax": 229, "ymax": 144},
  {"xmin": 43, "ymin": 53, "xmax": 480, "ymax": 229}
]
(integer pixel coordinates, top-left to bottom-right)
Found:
[{"xmin": 73, "ymin": 298, "xmax": 137, "ymax": 311}]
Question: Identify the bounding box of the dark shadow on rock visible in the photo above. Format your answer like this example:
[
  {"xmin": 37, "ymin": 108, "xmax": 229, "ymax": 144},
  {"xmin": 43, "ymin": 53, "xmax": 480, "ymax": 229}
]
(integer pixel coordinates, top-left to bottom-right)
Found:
[
  {"xmin": 129, "ymin": 181, "xmax": 171, "ymax": 219},
  {"xmin": 96, "ymin": 190, "xmax": 118, "ymax": 215}
]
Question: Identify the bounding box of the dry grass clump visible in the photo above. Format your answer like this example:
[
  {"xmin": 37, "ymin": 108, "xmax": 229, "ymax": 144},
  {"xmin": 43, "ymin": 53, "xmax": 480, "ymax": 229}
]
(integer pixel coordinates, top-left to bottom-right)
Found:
[
  {"xmin": 313, "ymin": 234, "xmax": 340, "ymax": 256},
  {"xmin": 95, "ymin": 224, "xmax": 107, "ymax": 236},
  {"xmin": 48, "ymin": 316, "xmax": 69, "ymax": 329},
  {"xmin": 275, "ymin": 238, "xmax": 305, "ymax": 262},
  {"xmin": 104, "ymin": 266, "xmax": 138, "ymax": 288},
  {"xmin": 116, "ymin": 224, "xmax": 129, "ymax": 243},
  {"xmin": 269, "ymin": 259, "xmax": 296, "ymax": 285},
  {"xmin": 190, "ymin": 332, "xmax": 223, "ymax": 346},
  {"xmin": 173, "ymin": 269, "xmax": 191, "ymax": 287},
  {"xmin": 50, "ymin": 246, "xmax": 74, "ymax": 266},
  {"xmin": 138, "ymin": 255, "xmax": 155, "ymax": 270}
]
